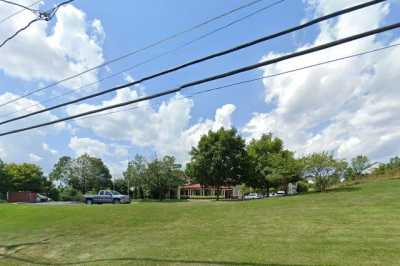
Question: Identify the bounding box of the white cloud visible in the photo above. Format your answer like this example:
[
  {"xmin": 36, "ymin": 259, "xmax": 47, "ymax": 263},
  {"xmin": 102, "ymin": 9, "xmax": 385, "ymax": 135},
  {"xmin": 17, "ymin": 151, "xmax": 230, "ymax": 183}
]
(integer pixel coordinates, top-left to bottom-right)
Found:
[
  {"xmin": 107, "ymin": 160, "xmax": 128, "ymax": 179},
  {"xmin": 66, "ymin": 85, "xmax": 237, "ymax": 164},
  {"xmin": 0, "ymin": 92, "xmax": 64, "ymax": 171},
  {"xmin": 112, "ymin": 145, "xmax": 129, "ymax": 158},
  {"xmin": 68, "ymin": 136, "xmax": 132, "ymax": 176},
  {"xmin": 0, "ymin": 1, "xmax": 105, "ymax": 92},
  {"xmin": 29, "ymin": 153, "xmax": 42, "ymax": 162},
  {"xmin": 69, "ymin": 136, "xmax": 108, "ymax": 157},
  {"xmin": 243, "ymin": 0, "xmax": 400, "ymax": 162},
  {"xmin": 42, "ymin": 143, "xmax": 58, "ymax": 155}
]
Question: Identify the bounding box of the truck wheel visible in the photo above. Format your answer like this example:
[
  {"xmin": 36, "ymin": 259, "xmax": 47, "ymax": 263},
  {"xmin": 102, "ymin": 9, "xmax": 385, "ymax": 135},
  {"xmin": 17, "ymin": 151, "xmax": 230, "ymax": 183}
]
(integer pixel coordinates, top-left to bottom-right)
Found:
[
  {"xmin": 86, "ymin": 199, "xmax": 93, "ymax": 205},
  {"xmin": 113, "ymin": 199, "xmax": 120, "ymax": 204}
]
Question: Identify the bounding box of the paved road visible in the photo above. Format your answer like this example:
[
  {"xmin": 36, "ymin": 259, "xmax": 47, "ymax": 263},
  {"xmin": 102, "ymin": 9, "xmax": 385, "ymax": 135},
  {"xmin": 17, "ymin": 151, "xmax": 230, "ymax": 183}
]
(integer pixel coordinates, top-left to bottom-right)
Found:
[{"xmin": 15, "ymin": 201, "xmax": 81, "ymax": 205}]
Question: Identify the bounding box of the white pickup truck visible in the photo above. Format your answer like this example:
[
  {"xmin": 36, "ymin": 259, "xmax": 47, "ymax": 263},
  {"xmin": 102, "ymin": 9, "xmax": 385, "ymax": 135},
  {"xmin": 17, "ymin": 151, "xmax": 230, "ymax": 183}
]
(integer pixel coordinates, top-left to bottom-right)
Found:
[{"xmin": 84, "ymin": 190, "xmax": 131, "ymax": 204}]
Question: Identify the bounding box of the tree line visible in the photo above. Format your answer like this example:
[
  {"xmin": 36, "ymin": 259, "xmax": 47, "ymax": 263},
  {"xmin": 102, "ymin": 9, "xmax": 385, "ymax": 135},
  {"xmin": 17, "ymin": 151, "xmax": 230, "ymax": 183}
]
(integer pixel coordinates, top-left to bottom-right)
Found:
[{"xmin": 1, "ymin": 128, "xmax": 399, "ymax": 201}]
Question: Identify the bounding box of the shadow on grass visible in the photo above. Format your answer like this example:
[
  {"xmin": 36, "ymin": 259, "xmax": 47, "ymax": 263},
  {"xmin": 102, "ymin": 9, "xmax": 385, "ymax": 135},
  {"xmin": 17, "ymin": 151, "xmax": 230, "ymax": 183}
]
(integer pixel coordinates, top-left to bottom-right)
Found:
[
  {"xmin": 0, "ymin": 239, "xmax": 48, "ymax": 253},
  {"xmin": 327, "ymin": 186, "xmax": 362, "ymax": 193},
  {"xmin": 0, "ymin": 253, "xmax": 326, "ymax": 266},
  {"xmin": 135, "ymin": 199, "xmax": 189, "ymax": 204}
]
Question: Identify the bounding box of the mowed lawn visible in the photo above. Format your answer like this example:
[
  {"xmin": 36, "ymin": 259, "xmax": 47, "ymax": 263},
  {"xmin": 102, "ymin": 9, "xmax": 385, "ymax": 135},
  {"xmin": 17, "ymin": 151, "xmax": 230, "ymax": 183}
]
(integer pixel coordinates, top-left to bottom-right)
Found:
[{"xmin": 1, "ymin": 179, "xmax": 400, "ymax": 266}]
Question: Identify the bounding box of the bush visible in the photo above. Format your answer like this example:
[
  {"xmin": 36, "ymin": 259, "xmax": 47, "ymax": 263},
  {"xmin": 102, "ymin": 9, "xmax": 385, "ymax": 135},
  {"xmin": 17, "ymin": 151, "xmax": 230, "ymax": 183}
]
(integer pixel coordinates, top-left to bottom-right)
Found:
[
  {"xmin": 297, "ymin": 181, "xmax": 309, "ymax": 193},
  {"xmin": 0, "ymin": 192, "xmax": 7, "ymax": 201},
  {"xmin": 182, "ymin": 196, "xmax": 217, "ymax": 200},
  {"xmin": 59, "ymin": 188, "xmax": 83, "ymax": 202},
  {"xmin": 48, "ymin": 187, "xmax": 60, "ymax": 201}
]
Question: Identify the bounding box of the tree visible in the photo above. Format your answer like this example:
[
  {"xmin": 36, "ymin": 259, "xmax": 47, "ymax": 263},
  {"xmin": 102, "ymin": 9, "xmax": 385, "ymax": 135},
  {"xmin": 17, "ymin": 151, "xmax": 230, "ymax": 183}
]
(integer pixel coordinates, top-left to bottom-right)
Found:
[
  {"xmin": 348, "ymin": 155, "xmax": 372, "ymax": 179},
  {"xmin": 268, "ymin": 150, "xmax": 303, "ymax": 193},
  {"xmin": 373, "ymin": 156, "xmax": 400, "ymax": 175},
  {"xmin": 5, "ymin": 163, "xmax": 46, "ymax": 192},
  {"xmin": 247, "ymin": 134, "xmax": 302, "ymax": 196},
  {"xmin": 0, "ymin": 159, "xmax": 11, "ymax": 199},
  {"xmin": 68, "ymin": 154, "xmax": 112, "ymax": 193},
  {"xmin": 145, "ymin": 156, "xmax": 184, "ymax": 201},
  {"xmin": 49, "ymin": 156, "xmax": 73, "ymax": 188},
  {"xmin": 123, "ymin": 155, "xmax": 147, "ymax": 199},
  {"xmin": 303, "ymin": 152, "xmax": 345, "ymax": 192},
  {"xmin": 187, "ymin": 128, "xmax": 249, "ymax": 200},
  {"xmin": 113, "ymin": 178, "xmax": 128, "ymax": 194}
]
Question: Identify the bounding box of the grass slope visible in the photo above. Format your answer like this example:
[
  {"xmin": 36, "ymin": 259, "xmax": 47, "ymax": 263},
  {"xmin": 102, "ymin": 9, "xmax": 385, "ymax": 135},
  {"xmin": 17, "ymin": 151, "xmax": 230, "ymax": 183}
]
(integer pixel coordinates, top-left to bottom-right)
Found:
[{"xmin": 0, "ymin": 179, "xmax": 399, "ymax": 266}]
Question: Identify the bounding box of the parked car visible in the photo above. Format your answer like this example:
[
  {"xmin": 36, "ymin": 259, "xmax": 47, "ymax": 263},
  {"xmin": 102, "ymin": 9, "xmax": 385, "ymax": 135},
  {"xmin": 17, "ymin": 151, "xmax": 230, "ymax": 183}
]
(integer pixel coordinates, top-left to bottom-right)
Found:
[
  {"xmin": 84, "ymin": 190, "xmax": 130, "ymax": 204},
  {"xmin": 244, "ymin": 193, "xmax": 262, "ymax": 200},
  {"xmin": 36, "ymin": 194, "xmax": 50, "ymax": 202},
  {"xmin": 276, "ymin": 191, "xmax": 286, "ymax": 196}
]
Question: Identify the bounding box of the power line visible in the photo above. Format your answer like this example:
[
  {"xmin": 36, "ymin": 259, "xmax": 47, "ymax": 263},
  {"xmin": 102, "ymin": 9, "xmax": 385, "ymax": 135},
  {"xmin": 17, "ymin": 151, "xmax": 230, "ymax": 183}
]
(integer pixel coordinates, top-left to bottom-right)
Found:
[
  {"xmin": 0, "ymin": 18, "xmax": 42, "ymax": 47},
  {"xmin": 0, "ymin": 0, "xmax": 386, "ymax": 125},
  {"xmin": 0, "ymin": 0, "xmax": 42, "ymax": 26},
  {"xmin": 0, "ymin": 0, "xmax": 285, "ymax": 121},
  {"xmin": 74, "ymin": 41, "xmax": 400, "ymax": 122},
  {"xmin": 0, "ymin": 0, "xmax": 39, "ymax": 12},
  {"xmin": 0, "ymin": 21, "xmax": 398, "ymax": 137},
  {"xmin": 0, "ymin": 0, "xmax": 275, "ymax": 106},
  {"xmin": 0, "ymin": 0, "xmax": 75, "ymax": 48}
]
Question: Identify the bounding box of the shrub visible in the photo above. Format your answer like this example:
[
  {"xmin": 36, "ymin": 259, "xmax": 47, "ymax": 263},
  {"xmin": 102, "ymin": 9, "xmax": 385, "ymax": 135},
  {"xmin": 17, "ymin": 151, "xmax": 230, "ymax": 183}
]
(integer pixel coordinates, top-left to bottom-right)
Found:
[
  {"xmin": 59, "ymin": 188, "xmax": 83, "ymax": 202},
  {"xmin": 48, "ymin": 187, "xmax": 60, "ymax": 201},
  {"xmin": 297, "ymin": 181, "xmax": 309, "ymax": 193},
  {"xmin": 0, "ymin": 192, "xmax": 7, "ymax": 201},
  {"xmin": 183, "ymin": 196, "xmax": 217, "ymax": 200}
]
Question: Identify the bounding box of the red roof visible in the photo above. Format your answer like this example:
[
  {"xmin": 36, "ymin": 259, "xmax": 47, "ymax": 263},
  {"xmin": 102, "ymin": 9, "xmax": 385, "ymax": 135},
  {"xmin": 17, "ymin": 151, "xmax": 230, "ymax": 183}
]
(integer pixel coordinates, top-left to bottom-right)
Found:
[
  {"xmin": 181, "ymin": 183, "xmax": 202, "ymax": 189},
  {"xmin": 180, "ymin": 183, "xmax": 233, "ymax": 190}
]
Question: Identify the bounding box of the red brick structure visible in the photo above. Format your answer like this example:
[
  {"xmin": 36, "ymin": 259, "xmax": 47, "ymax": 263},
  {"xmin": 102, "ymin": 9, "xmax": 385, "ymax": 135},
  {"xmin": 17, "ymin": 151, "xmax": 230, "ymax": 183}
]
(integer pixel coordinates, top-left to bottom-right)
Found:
[{"xmin": 7, "ymin": 192, "xmax": 37, "ymax": 203}]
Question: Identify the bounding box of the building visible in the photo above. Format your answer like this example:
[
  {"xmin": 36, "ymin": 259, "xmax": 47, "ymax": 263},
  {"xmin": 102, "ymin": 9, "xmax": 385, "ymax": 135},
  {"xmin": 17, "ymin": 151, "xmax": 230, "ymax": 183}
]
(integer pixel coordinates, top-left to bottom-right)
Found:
[
  {"xmin": 287, "ymin": 182, "xmax": 298, "ymax": 195},
  {"xmin": 178, "ymin": 183, "xmax": 242, "ymax": 199},
  {"xmin": 7, "ymin": 191, "xmax": 37, "ymax": 203}
]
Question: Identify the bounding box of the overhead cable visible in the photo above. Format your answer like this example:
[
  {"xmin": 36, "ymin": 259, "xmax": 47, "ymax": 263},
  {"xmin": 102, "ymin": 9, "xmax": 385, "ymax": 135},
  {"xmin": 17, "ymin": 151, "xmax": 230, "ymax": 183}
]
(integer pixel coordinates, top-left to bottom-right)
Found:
[
  {"xmin": 0, "ymin": 0, "xmax": 386, "ymax": 124},
  {"xmin": 0, "ymin": 21, "xmax": 398, "ymax": 136}
]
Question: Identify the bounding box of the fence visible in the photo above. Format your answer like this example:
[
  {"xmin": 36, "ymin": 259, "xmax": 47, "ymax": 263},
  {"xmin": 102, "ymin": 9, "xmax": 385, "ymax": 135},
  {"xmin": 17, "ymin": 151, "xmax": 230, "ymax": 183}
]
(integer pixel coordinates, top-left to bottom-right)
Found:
[{"xmin": 0, "ymin": 192, "xmax": 7, "ymax": 201}]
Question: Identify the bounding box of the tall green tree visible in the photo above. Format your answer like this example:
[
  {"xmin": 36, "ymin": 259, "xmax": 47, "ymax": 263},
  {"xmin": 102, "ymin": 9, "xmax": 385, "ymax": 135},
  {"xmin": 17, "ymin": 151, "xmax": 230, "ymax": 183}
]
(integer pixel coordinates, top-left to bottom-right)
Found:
[
  {"xmin": 0, "ymin": 159, "xmax": 11, "ymax": 198},
  {"xmin": 347, "ymin": 155, "xmax": 372, "ymax": 179},
  {"xmin": 113, "ymin": 178, "xmax": 128, "ymax": 194},
  {"xmin": 5, "ymin": 163, "xmax": 46, "ymax": 192},
  {"xmin": 247, "ymin": 134, "xmax": 302, "ymax": 195},
  {"xmin": 49, "ymin": 156, "xmax": 73, "ymax": 187},
  {"xmin": 145, "ymin": 156, "xmax": 184, "ymax": 201},
  {"xmin": 50, "ymin": 154, "xmax": 112, "ymax": 193},
  {"xmin": 123, "ymin": 155, "xmax": 147, "ymax": 199},
  {"xmin": 303, "ymin": 152, "xmax": 346, "ymax": 192},
  {"xmin": 187, "ymin": 128, "xmax": 249, "ymax": 200},
  {"xmin": 373, "ymin": 156, "xmax": 400, "ymax": 175}
]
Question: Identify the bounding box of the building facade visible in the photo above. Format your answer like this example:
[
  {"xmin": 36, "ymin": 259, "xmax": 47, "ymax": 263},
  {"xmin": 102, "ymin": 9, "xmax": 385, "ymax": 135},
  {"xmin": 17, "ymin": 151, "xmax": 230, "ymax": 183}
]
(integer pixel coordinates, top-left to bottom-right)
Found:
[{"xmin": 178, "ymin": 183, "xmax": 242, "ymax": 199}]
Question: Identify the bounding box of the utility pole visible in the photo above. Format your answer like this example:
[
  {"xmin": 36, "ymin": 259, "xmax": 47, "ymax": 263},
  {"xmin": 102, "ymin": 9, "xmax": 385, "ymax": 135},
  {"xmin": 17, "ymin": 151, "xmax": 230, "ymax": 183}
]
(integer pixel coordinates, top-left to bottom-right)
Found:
[{"xmin": 126, "ymin": 154, "xmax": 131, "ymax": 199}]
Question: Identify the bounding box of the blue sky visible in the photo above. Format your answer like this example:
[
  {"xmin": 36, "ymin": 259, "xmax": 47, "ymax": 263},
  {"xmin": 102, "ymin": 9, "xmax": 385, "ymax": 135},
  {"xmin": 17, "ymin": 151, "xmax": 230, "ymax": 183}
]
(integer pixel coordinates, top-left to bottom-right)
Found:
[{"xmin": 0, "ymin": 0, "xmax": 399, "ymax": 176}]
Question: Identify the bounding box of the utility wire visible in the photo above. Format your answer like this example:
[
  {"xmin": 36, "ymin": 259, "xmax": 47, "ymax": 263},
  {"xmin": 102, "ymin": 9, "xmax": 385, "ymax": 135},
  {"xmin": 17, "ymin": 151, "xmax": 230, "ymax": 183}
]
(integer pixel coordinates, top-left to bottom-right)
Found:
[
  {"xmin": 0, "ymin": 21, "xmax": 398, "ymax": 137},
  {"xmin": 0, "ymin": 0, "xmax": 74, "ymax": 48},
  {"xmin": 0, "ymin": 18, "xmax": 41, "ymax": 47},
  {"xmin": 0, "ymin": 0, "xmax": 41, "ymax": 25},
  {"xmin": 0, "ymin": 0, "xmax": 285, "ymax": 120},
  {"xmin": 0, "ymin": 0, "xmax": 39, "ymax": 12},
  {"xmin": 0, "ymin": 0, "xmax": 386, "ymax": 125},
  {"xmin": 0, "ymin": 0, "xmax": 275, "ymax": 106},
  {"xmin": 74, "ymin": 41, "xmax": 400, "ymax": 122}
]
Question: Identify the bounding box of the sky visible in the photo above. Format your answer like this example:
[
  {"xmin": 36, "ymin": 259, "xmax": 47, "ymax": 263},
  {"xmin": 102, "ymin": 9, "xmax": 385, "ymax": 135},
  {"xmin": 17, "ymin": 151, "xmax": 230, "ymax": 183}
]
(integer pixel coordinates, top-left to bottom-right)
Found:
[{"xmin": 0, "ymin": 0, "xmax": 399, "ymax": 177}]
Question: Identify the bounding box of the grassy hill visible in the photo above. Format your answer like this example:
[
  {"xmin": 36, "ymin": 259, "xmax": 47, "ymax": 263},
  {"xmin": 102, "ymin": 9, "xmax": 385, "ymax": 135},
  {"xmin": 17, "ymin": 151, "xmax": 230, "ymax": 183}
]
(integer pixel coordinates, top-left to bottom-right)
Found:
[{"xmin": 1, "ymin": 178, "xmax": 399, "ymax": 266}]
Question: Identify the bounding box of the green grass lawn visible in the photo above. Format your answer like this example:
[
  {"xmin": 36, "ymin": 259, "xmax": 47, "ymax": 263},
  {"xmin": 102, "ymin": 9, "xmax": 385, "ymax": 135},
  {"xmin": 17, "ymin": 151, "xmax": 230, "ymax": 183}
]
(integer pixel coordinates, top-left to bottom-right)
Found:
[{"xmin": 1, "ymin": 179, "xmax": 400, "ymax": 266}]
